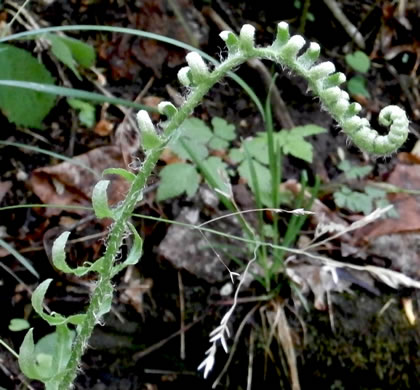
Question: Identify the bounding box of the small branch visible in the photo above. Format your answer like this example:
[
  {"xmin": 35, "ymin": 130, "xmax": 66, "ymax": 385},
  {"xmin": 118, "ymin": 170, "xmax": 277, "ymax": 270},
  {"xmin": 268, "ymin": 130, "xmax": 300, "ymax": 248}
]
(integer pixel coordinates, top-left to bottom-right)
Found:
[
  {"xmin": 246, "ymin": 329, "xmax": 255, "ymax": 390},
  {"xmin": 133, "ymin": 314, "xmax": 206, "ymax": 361},
  {"xmin": 298, "ymin": 0, "xmax": 312, "ymax": 34},
  {"xmin": 178, "ymin": 271, "xmax": 186, "ymax": 360},
  {"xmin": 167, "ymin": 0, "xmax": 199, "ymax": 48},
  {"xmin": 0, "ymin": 339, "xmax": 19, "ymax": 359},
  {"xmin": 323, "ymin": 0, "xmax": 365, "ymax": 49}
]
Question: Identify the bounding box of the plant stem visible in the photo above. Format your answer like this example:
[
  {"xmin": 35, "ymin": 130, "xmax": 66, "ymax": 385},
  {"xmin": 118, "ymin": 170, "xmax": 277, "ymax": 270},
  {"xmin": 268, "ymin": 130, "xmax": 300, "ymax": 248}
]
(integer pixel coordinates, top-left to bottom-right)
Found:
[
  {"xmin": 58, "ymin": 51, "xmax": 255, "ymax": 389},
  {"xmin": 0, "ymin": 339, "xmax": 19, "ymax": 359},
  {"xmin": 58, "ymin": 148, "xmax": 161, "ymax": 389},
  {"xmin": 50, "ymin": 22, "xmax": 409, "ymax": 388}
]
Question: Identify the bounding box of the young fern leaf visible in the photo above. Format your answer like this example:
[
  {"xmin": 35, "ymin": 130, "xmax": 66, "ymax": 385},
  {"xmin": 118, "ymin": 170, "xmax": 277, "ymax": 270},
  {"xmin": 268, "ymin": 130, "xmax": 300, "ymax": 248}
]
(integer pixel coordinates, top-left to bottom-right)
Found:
[
  {"xmin": 186, "ymin": 52, "xmax": 211, "ymax": 84},
  {"xmin": 137, "ymin": 110, "xmax": 165, "ymax": 150},
  {"xmin": 22, "ymin": 21, "xmax": 410, "ymax": 390},
  {"xmin": 19, "ymin": 329, "xmax": 45, "ymax": 381},
  {"xmin": 111, "ymin": 222, "xmax": 143, "ymax": 276},
  {"xmin": 102, "ymin": 168, "xmax": 136, "ymax": 182},
  {"xmin": 19, "ymin": 324, "xmax": 75, "ymax": 388},
  {"xmin": 31, "ymin": 279, "xmax": 86, "ymax": 326},
  {"xmin": 158, "ymin": 101, "xmax": 178, "ymax": 118},
  {"xmin": 165, "ymin": 22, "xmax": 409, "ymax": 155},
  {"xmin": 91, "ymin": 180, "xmax": 114, "ymax": 219},
  {"xmin": 52, "ymin": 231, "xmax": 105, "ymax": 276},
  {"xmin": 219, "ymin": 30, "xmax": 239, "ymax": 53},
  {"xmin": 244, "ymin": 23, "xmax": 409, "ymax": 154}
]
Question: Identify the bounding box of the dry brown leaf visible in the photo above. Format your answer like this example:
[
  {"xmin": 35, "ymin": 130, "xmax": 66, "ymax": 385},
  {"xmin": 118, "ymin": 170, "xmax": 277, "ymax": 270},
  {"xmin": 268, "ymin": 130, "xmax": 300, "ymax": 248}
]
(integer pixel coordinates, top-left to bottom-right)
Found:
[
  {"xmin": 31, "ymin": 146, "xmax": 131, "ymax": 217},
  {"xmin": 98, "ymin": 0, "xmax": 208, "ymax": 80},
  {"xmin": 0, "ymin": 181, "xmax": 12, "ymax": 203},
  {"xmin": 94, "ymin": 119, "xmax": 114, "ymax": 137},
  {"xmin": 0, "ymin": 248, "xmax": 9, "ymax": 257},
  {"xmin": 142, "ymin": 96, "xmax": 163, "ymax": 121},
  {"xmin": 345, "ymin": 158, "xmax": 420, "ymax": 278},
  {"xmin": 286, "ymin": 262, "xmax": 352, "ymax": 310},
  {"xmin": 397, "ymin": 151, "xmax": 420, "ymax": 164},
  {"xmin": 356, "ymin": 161, "xmax": 420, "ymax": 239},
  {"xmin": 120, "ymin": 266, "xmax": 154, "ymax": 318},
  {"xmin": 159, "ymin": 148, "xmax": 183, "ymax": 165},
  {"xmin": 115, "ymin": 122, "xmax": 141, "ymax": 168},
  {"xmin": 402, "ymin": 298, "xmax": 416, "ymax": 325}
]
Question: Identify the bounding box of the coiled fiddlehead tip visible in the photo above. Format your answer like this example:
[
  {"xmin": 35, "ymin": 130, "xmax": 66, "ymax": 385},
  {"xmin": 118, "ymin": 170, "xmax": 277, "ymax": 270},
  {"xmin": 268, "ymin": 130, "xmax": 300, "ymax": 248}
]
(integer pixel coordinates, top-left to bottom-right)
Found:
[
  {"xmin": 341, "ymin": 105, "xmax": 409, "ymax": 154},
  {"xmin": 377, "ymin": 105, "xmax": 409, "ymax": 151},
  {"xmin": 379, "ymin": 105, "xmax": 409, "ymax": 128}
]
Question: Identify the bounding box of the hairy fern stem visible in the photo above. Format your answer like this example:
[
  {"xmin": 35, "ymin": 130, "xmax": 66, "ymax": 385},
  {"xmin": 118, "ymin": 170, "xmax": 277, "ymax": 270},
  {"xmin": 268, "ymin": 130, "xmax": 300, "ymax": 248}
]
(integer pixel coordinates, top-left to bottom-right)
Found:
[{"xmin": 19, "ymin": 22, "xmax": 409, "ymax": 389}]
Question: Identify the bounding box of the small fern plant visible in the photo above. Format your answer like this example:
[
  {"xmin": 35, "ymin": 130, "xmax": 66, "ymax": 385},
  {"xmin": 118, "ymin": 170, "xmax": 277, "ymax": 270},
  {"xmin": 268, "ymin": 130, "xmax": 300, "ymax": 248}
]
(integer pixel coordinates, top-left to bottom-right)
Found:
[{"xmin": 18, "ymin": 22, "xmax": 409, "ymax": 389}]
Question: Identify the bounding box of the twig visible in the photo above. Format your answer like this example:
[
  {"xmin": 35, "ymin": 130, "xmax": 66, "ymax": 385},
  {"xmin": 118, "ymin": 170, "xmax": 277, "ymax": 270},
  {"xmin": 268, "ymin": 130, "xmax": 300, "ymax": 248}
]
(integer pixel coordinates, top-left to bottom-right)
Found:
[
  {"xmin": 246, "ymin": 328, "xmax": 255, "ymax": 390},
  {"xmin": 378, "ymin": 298, "xmax": 397, "ymax": 317},
  {"xmin": 0, "ymin": 339, "xmax": 19, "ymax": 359},
  {"xmin": 88, "ymin": 70, "xmax": 139, "ymax": 130},
  {"xmin": 323, "ymin": 0, "xmax": 365, "ymax": 49},
  {"xmin": 0, "ymin": 262, "xmax": 33, "ymax": 295},
  {"xmin": 5, "ymin": 0, "xmax": 48, "ymax": 50},
  {"xmin": 326, "ymin": 290, "xmax": 335, "ymax": 333},
  {"xmin": 133, "ymin": 314, "xmax": 206, "ymax": 361},
  {"xmin": 298, "ymin": 0, "xmax": 312, "ymax": 34},
  {"xmin": 0, "ymin": 356, "xmax": 36, "ymax": 390},
  {"xmin": 143, "ymin": 368, "xmax": 196, "ymax": 375},
  {"xmin": 167, "ymin": 0, "xmax": 199, "ymax": 48},
  {"xmin": 274, "ymin": 302, "xmax": 300, "ymax": 390},
  {"xmin": 386, "ymin": 63, "xmax": 420, "ymax": 119},
  {"xmin": 199, "ymin": 246, "xmax": 259, "ymax": 379},
  {"xmin": 178, "ymin": 271, "xmax": 186, "ymax": 360}
]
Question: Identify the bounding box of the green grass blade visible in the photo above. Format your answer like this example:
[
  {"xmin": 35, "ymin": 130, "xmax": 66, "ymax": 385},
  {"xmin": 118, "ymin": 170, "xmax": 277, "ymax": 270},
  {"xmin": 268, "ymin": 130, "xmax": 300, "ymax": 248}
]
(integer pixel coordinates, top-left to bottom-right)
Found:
[
  {"xmin": 0, "ymin": 203, "xmax": 311, "ymax": 258},
  {"xmin": 0, "ymin": 25, "xmax": 265, "ymax": 118},
  {"xmin": 242, "ymin": 143, "xmax": 271, "ymax": 287},
  {"xmin": 0, "ymin": 141, "xmax": 99, "ymax": 177},
  {"xmin": 275, "ymin": 173, "xmax": 320, "ymax": 275},
  {"xmin": 243, "ymin": 144, "xmax": 263, "ymax": 211},
  {"xmin": 0, "ymin": 339, "xmax": 19, "ymax": 359},
  {"xmin": 264, "ymin": 75, "xmax": 280, "ymax": 209},
  {"xmin": 0, "ymin": 80, "xmax": 156, "ymax": 112},
  {"xmin": 0, "ymin": 204, "xmax": 93, "ymax": 213},
  {"xmin": 264, "ymin": 80, "xmax": 282, "ymax": 263},
  {"xmin": 177, "ymin": 139, "xmax": 259, "ymax": 241},
  {"xmin": 282, "ymin": 172, "xmax": 308, "ymax": 248}
]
